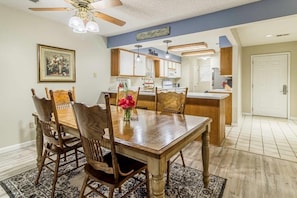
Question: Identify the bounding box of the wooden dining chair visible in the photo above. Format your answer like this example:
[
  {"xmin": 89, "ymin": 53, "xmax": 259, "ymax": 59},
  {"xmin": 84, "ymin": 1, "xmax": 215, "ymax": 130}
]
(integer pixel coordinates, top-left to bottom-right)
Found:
[
  {"xmin": 116, "ymin": 86, "xmax": 140, "ymax": 107},
  {"xmin": 69, "ymin": 92, "xmax": 150, "ymax": 198},
  {"xmin": 31, "ymin": 89, "xmax": 84, "ymax": 198},
  {"xmin": 45, "ymin": 86, "xmax": 76, "ymax": 108},
  {"xmin": 155, "ymin": 87, "xmax": 188, "ymax": 186}
]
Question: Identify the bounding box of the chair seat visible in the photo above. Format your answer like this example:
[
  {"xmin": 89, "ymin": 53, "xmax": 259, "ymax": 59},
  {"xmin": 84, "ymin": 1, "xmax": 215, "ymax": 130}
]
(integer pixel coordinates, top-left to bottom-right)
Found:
[{"xmin": 85, "ymin": 152, "xmax": 146, "ymax": 186}]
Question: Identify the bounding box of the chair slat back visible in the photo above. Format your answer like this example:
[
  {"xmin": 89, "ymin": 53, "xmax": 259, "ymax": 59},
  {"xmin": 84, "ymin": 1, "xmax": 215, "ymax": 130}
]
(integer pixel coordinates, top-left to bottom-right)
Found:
[
  {"xmin": 45, "ymin": 87, "xmax": 76, "ymax": 108},
  {"xmin": 70, "ymin": 93, "xmax": 120, "ymax": 179},
  {"xmin": 31, "ymin": 89, "xmax": 62, "ymax": 147},
  {"xmin": 116, "ymin": 87, "xmax": 140, "ymax": 107},
  {"xmin": 155, "ymin": 87, "xmax": 188, "ymax": 114}
]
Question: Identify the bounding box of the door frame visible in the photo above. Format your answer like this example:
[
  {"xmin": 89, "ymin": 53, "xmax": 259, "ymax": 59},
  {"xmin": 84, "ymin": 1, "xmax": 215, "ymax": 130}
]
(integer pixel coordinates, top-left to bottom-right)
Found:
[{"xmin": 251, "ymin": 52, "xmax": 290, "ymax": 118}]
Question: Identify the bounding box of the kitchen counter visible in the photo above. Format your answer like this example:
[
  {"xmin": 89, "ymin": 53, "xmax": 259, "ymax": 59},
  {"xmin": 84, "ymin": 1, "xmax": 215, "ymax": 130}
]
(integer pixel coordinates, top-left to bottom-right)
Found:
[
  {"xmin": 103, "ymin": 90, "xmax": 228, "ymax": 146},
  {"xmin": 105, "ymin": 90, "xmax": 229, "ymax": 100},
  {"xmin": 208, "ymin": 90, "xmax": 232, "ymax": 125}
]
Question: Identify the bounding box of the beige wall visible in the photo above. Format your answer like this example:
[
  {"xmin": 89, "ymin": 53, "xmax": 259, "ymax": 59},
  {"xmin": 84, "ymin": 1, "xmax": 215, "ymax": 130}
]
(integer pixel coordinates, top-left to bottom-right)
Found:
[
  {"xmin": 0, "ymin": 5, "xmax": 111, "ymax": 149},
  {"xmin": 242, "ymin": 42, "xmax": 297, "ymax": 118}
]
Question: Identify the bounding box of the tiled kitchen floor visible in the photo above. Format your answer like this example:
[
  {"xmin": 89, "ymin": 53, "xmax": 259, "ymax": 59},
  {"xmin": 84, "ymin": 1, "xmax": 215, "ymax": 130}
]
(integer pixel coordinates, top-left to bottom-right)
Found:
[{"xmin": 223, "ymin": 115, "xmax": 297, "ymax": 162}]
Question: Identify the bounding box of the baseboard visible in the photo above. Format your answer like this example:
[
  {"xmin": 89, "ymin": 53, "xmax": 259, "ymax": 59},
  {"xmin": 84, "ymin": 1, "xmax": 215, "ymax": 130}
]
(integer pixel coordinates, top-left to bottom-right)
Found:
[
  {"xmin": 242, "ymin": 112, "xmax": 252, "ymax": 116},
  {"xmin": 0, "ymin": 140, "xmax": 35, "ymax": 154},
  {"xmin": 290, "ymin": 116, "xmax": 297, "ymax": 120}
]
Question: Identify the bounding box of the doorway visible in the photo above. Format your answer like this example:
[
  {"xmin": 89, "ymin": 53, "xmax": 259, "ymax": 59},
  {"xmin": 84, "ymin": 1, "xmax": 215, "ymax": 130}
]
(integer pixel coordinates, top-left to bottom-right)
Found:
[{"xmin": 252, "ymin": 53, "xmax": 289, "ymax": 118}]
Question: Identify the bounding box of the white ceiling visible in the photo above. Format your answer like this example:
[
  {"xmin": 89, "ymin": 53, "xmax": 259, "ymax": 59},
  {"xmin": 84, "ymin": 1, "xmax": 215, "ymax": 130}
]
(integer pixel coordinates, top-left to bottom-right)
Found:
[{"xmin": 1, "ymin": 0, "xmax": 297, "ymax": 54}]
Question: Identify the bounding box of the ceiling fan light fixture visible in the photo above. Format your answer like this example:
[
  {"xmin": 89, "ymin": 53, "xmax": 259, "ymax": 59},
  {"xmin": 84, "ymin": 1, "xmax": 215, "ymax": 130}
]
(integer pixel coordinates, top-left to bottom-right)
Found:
[
  {"xmin": 86, "ymin": 20, "xmax": 99, "ymax": 32},
  {"xmin": 68, "ymin": 16, "xmax": 84, "ymax": 28}
]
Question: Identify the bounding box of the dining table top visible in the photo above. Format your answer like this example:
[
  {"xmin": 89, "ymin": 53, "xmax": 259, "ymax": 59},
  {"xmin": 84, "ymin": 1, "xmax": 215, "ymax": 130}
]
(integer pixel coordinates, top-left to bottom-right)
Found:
[{"xmin": 55, "ymin": 105, "xmax": 211, "ymax": 158}]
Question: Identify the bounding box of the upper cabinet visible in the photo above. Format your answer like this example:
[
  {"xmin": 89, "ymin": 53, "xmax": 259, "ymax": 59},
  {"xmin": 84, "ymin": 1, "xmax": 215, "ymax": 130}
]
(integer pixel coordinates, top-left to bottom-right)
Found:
[
  {"xmin": 134, "ymin": 54, "xmax": 146, "ymax": 76},
  {"xmin": 111, "ymin": 48, "xmax": 146, "ymax": 76},
  {"xmin": 220, "ymin": 47, "xmax": 232, "ymax": 75},
  {"xmin": 155, "ymin": 59, "xmax": 181, "ymax": 78},
  {"xmin": 112, "ymin": 48, "xmax": 182, "ymax": 78}
]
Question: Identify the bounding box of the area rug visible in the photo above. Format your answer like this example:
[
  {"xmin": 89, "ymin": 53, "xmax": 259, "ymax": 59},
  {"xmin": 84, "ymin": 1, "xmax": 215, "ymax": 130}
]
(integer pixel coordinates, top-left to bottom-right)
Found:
[{"xmin": 0, "ymin": 163, "xmax": 226, "ymax": 198}]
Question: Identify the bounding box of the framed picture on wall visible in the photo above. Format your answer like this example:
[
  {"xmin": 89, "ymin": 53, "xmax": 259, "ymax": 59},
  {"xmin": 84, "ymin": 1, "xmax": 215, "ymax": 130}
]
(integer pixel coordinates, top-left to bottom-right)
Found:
[{"xmin": 38, "ymin": 44, "xmax": 76, "ymax": 82}]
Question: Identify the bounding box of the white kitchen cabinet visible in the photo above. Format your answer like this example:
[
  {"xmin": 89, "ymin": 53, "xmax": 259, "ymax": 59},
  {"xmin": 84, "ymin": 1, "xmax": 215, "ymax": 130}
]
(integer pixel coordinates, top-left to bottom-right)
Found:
[
  {"xmin": 111, "ymin": 48, "xmax": 146, "ymax": 76},
  {"xmin": 175, "ymin": 63, "xmax": 181, "ymax": 78},
  {"xmin": 159, "ymin": 59, "xmax": 168, "ymax": 77},
  {"xmin": 119, "ymin": 50, "xmax": 134, "ymax": 76},
  {"xmin": 134, "ymin": 54, "xmax": 146, "ymax": 76}
]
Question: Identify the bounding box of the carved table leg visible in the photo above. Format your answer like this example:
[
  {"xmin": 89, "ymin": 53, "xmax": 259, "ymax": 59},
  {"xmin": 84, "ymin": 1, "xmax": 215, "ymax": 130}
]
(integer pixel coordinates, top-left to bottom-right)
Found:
[
  {"xmin": 202, "ymin": 124, "xmax": 210, "ymax": 188},
  {"xmin": 148, "ymin": 158, "xmax": 166, "ymax": 198},
  {"xmin": 33, "ymin": 115, "xmax": 43, "ymax": 168}
]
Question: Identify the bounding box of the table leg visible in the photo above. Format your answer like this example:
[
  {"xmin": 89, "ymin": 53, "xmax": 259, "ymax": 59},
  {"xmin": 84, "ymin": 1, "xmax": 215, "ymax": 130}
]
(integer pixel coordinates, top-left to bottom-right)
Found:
[
  {"xmin": 33, "ymin": 116, "xmax": 43, "ymax": 168},
  {"xmin": 201, "ymin": 125, "xmax": 210, "ymax": 188},
  {"xmin": 147, "ymin": 158, "xmax": 166, "ymax": 198}
]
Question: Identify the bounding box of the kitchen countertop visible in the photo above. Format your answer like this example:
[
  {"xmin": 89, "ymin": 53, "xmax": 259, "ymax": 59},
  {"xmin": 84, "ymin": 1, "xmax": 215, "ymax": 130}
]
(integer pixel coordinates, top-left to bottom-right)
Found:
[
  {"xmin": 208, "ymin": 89, "xmax": 232, "ymax": 93},
  {"xmin": 104, "ymin": 90, "xmax": 229, "ymax": 100}
]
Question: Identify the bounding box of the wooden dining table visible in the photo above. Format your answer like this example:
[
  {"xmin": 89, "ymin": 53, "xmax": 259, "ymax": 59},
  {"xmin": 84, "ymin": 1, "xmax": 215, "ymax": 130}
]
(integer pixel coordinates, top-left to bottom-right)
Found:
[{"xmin": 32, "ymin": 105, "xmax": 212, "ymax": 198}]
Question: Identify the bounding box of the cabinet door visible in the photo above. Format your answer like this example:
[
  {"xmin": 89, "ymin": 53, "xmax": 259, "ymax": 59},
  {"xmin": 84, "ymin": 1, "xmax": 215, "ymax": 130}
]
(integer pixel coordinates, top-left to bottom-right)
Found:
[
  {"xmin": 175, "ymin": 63, "xmax": 181, "ymax": 78},
  {"xmin": 134, "ymin": 54, "xmax": 146, "ymax": 76},
  {"xmin": 119, "ymin": 50, "xmax": 134, "ymax": 76},
  {"xmin": 220, "ymin": 47, "xmax": 232, "ymax": 75},
  {"xmin": 159, "ymin": 59, "xmax": 168, "ymax": 77}
]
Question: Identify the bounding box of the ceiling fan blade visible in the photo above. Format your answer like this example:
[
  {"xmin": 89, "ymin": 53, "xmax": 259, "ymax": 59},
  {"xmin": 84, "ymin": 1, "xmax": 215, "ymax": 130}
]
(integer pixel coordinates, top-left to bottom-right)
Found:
[
  {"xmin": 29, "ymin": 8, "xmax": 70, "ymax": 11},
  {"xmin": 92, "ymin": 0, "xmax": 123, "ymax": 9},
  {"xmin": 93, "ymin": 11, "xmax": 126, "ymax": 26},
  {"xmin": 64, "ymin": 0, "xmax": 80, "ymax": 8}
]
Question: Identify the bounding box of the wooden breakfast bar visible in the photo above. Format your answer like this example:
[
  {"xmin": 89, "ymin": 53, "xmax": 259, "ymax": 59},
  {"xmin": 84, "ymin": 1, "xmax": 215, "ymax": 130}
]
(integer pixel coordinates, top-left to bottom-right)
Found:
[{"xmin": 105, "ymin": 90, "xmax": 229, "ymax": 146}]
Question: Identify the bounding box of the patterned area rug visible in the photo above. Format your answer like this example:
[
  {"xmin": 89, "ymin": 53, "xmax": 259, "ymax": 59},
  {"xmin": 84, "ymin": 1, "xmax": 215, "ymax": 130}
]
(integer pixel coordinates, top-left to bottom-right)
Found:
[{"xmin": 0, "ymin": 163, "xmax": 226, "ymax": 198}]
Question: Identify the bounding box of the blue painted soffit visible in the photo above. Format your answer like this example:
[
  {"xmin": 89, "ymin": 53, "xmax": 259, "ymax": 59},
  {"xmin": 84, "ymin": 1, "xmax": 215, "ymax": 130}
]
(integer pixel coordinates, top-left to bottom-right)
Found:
[
  {"xmin": 219, "ymin": 36, "xmax": 232, "ymax": 48},
  {"xmin": 107, "ymin": 0, "xmax": 297, "ymax": 48},
  {"xmin": 132, "ymin": 47, "xmax": 181, "ymax": 62}
]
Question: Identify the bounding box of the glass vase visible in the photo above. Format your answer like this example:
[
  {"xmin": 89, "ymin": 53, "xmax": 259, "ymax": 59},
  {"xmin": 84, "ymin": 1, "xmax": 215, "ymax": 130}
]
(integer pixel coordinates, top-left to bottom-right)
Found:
[{"xmin": 123, "ymin": 109, "xmax": 131, "ymax": 121}]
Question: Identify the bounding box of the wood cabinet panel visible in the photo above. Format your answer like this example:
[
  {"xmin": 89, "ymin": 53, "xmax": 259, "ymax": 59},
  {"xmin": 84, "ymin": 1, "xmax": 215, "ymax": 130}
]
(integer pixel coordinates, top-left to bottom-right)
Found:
[
  {"xmin": 208, "ymin": 91, "xmax": 232, "ymax": 125},
  {"xmin": 220, "ymin": 47, "xmax": 232, "ymax": 75}
]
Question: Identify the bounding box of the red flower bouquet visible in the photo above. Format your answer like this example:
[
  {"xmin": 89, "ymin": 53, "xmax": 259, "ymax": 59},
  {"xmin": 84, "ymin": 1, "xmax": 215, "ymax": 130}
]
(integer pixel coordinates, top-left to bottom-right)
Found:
[
  {"xmin": 118, "ymin": 95, "xmax": 135, "ymax": 109},
  {"xmin": 118, "ymin": 95, "xmax": 135, "ymax": 121}
]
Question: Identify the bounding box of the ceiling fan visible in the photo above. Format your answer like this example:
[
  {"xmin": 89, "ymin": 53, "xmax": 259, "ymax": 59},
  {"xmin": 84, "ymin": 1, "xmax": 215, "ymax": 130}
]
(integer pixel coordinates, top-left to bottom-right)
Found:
[{"xmin": 28, "ymin": 0, "xmax": 126, "ymax": 28}]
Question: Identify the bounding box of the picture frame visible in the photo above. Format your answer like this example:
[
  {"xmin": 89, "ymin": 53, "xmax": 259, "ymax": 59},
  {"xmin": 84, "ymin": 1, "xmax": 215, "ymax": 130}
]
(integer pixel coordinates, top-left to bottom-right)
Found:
[{"xmin": 38, "ymin": 44, "xmax": 76, "ymax": 82}]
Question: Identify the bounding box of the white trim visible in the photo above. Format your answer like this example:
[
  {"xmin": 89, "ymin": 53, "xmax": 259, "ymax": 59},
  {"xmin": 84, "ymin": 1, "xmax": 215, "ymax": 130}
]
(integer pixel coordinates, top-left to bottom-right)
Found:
[
  {"xmin": 290, "ymin": 116, "xmax": 297, "ymax": 120},
  {"xmin": 242, "ymin": 112, "xmax": 252, "ymax": 116},
  {"xmin": 0, "ymin": 140, "xmax": 35, "ymax": 154}
]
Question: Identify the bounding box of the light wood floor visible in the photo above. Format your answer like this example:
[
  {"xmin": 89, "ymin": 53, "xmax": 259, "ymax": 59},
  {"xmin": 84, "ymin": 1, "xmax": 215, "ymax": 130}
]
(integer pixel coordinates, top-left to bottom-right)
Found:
[{"xmin": 1, "ymin": 116, "xmax": 297, "ymax": 198}]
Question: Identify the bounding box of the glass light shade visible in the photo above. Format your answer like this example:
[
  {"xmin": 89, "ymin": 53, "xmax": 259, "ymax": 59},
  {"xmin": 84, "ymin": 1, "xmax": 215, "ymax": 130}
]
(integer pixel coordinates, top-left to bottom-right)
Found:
[
  {"xmin": 165, "ymin": 51, "xmax": 170, "ymax": 59},
  {"xmin": 86, "ymin": 21, "xmax": 99, "ymax": 32},
  {"xmin": 136, "ymin": 54, "xmax": 141, "ymax": 62},
  {"xmin": 69, "ymin": 16, "xmax": 84, "ymax": 28}
]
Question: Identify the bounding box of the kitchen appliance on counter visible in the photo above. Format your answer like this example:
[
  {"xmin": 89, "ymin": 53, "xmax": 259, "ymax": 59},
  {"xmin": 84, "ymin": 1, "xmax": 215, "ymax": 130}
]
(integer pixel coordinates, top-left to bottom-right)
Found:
[
  {"xmin": 142, "ymin": 77, "xmax": 154, "ymax": 91},
  {"xmin": 162, "ymin": 80, "xmax": 173, "ymax": 89}
]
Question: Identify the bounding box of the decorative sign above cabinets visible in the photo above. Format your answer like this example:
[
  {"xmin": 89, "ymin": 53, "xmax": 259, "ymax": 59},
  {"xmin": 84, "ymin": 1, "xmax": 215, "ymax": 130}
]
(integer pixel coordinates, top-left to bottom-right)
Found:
[{"xmin": 136, "ymin": 26, "xmax": 170, "ymax": 41}]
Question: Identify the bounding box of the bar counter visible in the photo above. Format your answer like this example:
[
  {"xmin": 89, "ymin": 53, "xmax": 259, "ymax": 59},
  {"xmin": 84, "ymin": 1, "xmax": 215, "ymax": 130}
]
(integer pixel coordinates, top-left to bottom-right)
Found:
[{"xmin": 103, "ymin": 90, "xmax": 229, "ymax": 146}]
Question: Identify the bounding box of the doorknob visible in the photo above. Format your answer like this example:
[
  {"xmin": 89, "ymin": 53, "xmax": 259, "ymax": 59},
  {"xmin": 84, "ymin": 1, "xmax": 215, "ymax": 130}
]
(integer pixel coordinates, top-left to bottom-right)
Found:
[{"xmin": 281, "ymin": 85, "xmax": 287, "ymax": 95}]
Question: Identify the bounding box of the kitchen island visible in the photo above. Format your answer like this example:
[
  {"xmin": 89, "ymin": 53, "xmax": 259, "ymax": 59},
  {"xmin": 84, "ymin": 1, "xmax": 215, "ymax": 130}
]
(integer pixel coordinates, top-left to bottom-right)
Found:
[{"xmin": 103, "ymin": 90, "xmax": 229, "ymax": 146}]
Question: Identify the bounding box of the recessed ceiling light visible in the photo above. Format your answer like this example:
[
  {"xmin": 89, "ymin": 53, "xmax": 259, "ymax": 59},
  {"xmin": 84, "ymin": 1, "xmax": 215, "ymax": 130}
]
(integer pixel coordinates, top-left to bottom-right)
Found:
[{"xmin": 265, "ymin": 34, "xmax": 273, "ymax": 38}]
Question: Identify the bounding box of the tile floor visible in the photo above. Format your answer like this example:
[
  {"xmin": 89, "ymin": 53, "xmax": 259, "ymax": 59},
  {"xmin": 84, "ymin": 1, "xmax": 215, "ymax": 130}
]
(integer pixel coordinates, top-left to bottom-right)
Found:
[{"xmin": 222, "ymin": 115, "xmax": 297, "ymax": 162}]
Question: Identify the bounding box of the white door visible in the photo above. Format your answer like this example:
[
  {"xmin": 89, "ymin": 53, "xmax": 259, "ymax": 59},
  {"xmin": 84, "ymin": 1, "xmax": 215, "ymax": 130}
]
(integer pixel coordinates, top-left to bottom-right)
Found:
[{"xmin": 252, "ymin": 53, "xmax": 288, "ymax": 118}]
